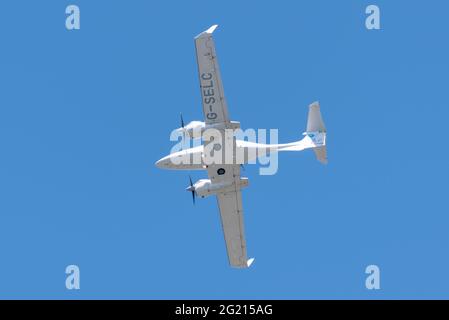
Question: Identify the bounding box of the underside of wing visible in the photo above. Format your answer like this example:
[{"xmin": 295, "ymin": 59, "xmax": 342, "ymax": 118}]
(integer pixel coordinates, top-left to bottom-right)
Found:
[
  {"xmin": 195, "ymin": 25, "xmax": 230, "ymax": 125},
  {"xmin": 216, "ymin": 189, "xmax": 248, "ymax": 268},
  {"xmin": 207, "ymin": 164, "xmax": 250, "ymax": 268}
]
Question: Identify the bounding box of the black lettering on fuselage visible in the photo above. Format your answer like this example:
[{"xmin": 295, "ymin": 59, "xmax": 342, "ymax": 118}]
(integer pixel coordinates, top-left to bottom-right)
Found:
[
  {"xmin": 203, "ymin": 88, "xmax": 214, "ymax": 97},
  {"xmin": 205, "ymin": 97, "xmax": 215, "ymax": 104},
  {"xmin": 201, "ymin": 73, "xmax": 218, "ymax": 120},
  {"xmin": 201, "ymin": 73, "xmax": 213, "ymax": 80}
]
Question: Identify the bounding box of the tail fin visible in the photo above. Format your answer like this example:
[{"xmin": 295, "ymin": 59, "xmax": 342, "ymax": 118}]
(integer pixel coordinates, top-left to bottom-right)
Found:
[
  {"xmin": 306, "ymin": 102, "xmax": 328, "ymax": 164},
  {"xmin": 313, "ymin": 146, "xmax": 327, "ymax": 164},
  {"xmin": 278, "ymin": 101, "xmax": 328, "ymax": 164},
  {"xmin": 307, "ymin": 101, "xmax": 326, "ymax": 133}
]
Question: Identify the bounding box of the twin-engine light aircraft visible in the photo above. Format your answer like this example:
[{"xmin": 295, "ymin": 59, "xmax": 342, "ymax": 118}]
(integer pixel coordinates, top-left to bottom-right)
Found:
[{"xmin": 155, "ymin": 25, "xmax": 328, "ymax": 268}]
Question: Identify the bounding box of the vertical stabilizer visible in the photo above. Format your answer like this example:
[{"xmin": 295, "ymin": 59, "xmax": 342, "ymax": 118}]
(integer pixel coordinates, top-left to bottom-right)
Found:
[
  {"xmin": 306, "ymin": 102, "xmax": 328, "ymax": 164},
  {"xmin": 307, "ymin": 101, "xmax": 326, "ymax": 133}
]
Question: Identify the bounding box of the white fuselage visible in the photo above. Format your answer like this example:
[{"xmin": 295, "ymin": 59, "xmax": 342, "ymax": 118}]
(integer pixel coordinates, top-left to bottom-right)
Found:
[{"xmin": 155, "ymin": 134, "xmax": 321, "ymax": 170}]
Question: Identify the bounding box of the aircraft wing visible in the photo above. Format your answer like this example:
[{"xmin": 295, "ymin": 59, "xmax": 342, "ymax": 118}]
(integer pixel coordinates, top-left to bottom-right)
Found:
[
  {"xmin": 194, "ymin": 25, "xmax": 230, "ymax": 126},
  {"xmin": 207, "ymin": 164, "xmax": 250, "ymax": 268}
]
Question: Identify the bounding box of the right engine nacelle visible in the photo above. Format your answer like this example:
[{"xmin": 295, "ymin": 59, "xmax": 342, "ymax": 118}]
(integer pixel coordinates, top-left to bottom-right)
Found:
[{"xmin": 192, "ymin": 177, "xmax": 249, "ymax": 198}]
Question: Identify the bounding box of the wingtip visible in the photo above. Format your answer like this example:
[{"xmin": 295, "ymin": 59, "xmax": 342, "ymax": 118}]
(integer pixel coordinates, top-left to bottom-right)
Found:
[
  {"xmin": 195, "ymin": 24, "xmax": 219, "ymax": 39},
  {"xmin": 309, "ymin": 101, "xmax": 320, "ymax": 109},
  {"xmin": 206, "ymin": 24, "xmax": 218, "ymax": 34},
  {"xmin": 247, "ymin": 258, "xmax": 255, "ymax": 268}
]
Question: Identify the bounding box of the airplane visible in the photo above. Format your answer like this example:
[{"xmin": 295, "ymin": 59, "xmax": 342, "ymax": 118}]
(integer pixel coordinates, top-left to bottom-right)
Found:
[{"xmin": 155, "ymin": 25, "xmax": 328, "ymax": 268}]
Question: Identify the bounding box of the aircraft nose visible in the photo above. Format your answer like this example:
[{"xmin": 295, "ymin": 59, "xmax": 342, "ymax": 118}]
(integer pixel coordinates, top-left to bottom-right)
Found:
[
  {"xmin": 155, "ymin": 155, "xmax": 171, "ymax": 169},
  {"xmin": 155, "ymin": 157, "xmax": 166, "ymax": 168}
]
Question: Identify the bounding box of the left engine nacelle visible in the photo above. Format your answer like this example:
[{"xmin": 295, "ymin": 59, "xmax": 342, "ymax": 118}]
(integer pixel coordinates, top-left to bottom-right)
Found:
[
  {"xmin": 190, "ymin": 177, "xmax": 249, "ymax": 199},
  {"xmin": 176, "ymin": 120, "xmax": 241, "ymax": 139},
  {"xmin": 179, "ymin": 121, "xmax": 205, "ymax": 139}
]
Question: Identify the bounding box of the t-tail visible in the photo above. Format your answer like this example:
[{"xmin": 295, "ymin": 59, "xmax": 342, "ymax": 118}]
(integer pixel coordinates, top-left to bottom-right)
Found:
[
  {"xmin": 305, "ymin": 101, "xmax": 327, "ymax": 164},
  {"xmin": 280, "ymin": 101, "xmax": 328, "ymax": 164}
]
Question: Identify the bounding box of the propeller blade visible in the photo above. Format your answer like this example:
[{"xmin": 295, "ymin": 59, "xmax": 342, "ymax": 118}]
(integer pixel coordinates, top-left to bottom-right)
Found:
[
  {"xmin": 180, "ymin": 113, "xmax": 185, "ymax": 128},
  {"xmin": 188, "ymin": 175, "xmax": 195, "ymax": 205}
]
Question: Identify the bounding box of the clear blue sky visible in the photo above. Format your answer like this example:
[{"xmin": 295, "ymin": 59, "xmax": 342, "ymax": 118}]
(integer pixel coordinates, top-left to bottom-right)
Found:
[{"xmin": 0, "ymin": 0, "xmax": 448, "ymax": 299}]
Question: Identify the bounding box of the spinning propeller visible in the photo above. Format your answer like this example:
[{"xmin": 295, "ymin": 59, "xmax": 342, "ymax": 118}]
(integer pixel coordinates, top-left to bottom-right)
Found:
[{"xmin": 186, "ymin": 175, "xmax": 196, "ymax": 205}]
